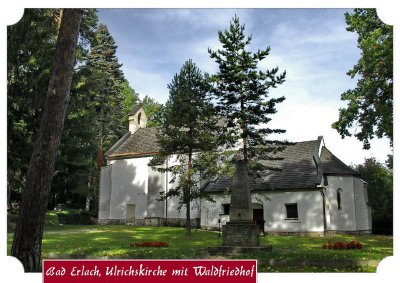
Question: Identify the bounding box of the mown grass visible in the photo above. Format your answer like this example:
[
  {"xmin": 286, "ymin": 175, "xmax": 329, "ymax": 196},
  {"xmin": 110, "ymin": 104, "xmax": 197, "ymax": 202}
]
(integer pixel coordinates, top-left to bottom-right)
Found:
[
  {"xmin": 257, "ymin": 234, "xmax": 393, "ymax": 261},
  {"xmin": 7, "ymin": 212, "xmax": 392, "ymax": 272}
]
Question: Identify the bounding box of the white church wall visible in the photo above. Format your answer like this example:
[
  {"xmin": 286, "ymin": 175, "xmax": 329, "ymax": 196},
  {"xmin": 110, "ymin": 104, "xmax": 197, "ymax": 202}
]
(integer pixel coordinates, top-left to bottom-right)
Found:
[
  {"xmin": 147, "ymin": 165, "xmax": 165, "ymax": 217},
  {"xmin": 98, "ymin": 165, "xmax": 112, "ymax": 220},
  {"xmin": 353, "ymin": 177, "xmax": 372, "ymax": 232},
  {"xmin": 163, "ymin": 155, "xmax": 200, "ymax": 220},
  {"xmin": 325, "ymin": 175, "xmax": 357, "ymax": 232},
  {"xmin": 105, "ymin": 155, "xmax": 200, "ymax": 222},
  {"xmin": 108, "ymin": 157, "xmax": 151, "ymax": 220},
  {"xmin": 201, "ymin": 190, "xmax": 325, "ymax": 233},
  {"xmin": 262, "ymin": 191, "xmax": 324, "ymax": 233},
  {"xmin": 201, "ymin": 193, "xmax": 230, "ymax": 227}
]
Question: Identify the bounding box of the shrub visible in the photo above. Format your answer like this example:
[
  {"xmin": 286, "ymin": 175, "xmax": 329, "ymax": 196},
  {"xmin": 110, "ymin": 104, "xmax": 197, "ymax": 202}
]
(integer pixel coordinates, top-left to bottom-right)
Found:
[
  {"xmin": 322, "ymin": 240, "xmax": 363, "ymax": 250},
  {"xmin": 57, "ymin": 212, "xmax": 93, "ymax": 225},
  {"xmin": 130, "ymin": 241, "xmax": 169, "ymax": 248}
]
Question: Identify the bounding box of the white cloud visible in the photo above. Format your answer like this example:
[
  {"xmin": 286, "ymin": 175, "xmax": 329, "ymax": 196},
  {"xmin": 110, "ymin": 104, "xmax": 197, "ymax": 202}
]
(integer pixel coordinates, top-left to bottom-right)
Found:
[
  {"xmin": 268, "ymin": 96, "xmax": 391, "ymax": 165},
  {"xmin": 100, "ymin": 8, "xmax": 392, "ymax": 165},
  {"xmin": 122, "ymin": 67, "xmax": 170, "ymax": 103}
]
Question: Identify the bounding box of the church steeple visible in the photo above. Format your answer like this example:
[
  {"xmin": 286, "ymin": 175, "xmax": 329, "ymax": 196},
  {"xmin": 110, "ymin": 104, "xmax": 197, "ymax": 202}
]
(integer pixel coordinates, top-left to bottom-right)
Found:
[{"xmin": 128, "ymin": 105, "xmax": 147, "ymax": 134}]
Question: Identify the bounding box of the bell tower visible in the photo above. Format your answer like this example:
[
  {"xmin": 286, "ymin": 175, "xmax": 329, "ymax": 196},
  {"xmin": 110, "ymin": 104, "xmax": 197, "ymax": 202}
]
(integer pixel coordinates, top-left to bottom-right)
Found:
[{"xmin": 128, "ymin": 105, "xmax": 147, "ymax": 134}]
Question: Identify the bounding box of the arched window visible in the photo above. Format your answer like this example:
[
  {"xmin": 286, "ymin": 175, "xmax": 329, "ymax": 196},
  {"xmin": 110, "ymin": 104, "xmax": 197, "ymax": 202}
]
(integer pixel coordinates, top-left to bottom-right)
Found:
[
  {"xmin": 337, "ymin": 189, "xmax": 342, "ymax": 210},
  {"xmin": 138, "ymin": 113, "xmax": 142, "ymax": 124}
]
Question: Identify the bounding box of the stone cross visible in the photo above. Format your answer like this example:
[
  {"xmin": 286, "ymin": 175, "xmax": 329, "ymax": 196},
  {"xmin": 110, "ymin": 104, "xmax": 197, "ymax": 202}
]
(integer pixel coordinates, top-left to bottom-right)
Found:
[
  {"xmin": 222, "ymin": 159, "xmax": 260, "ymax": 247},
  {"xmin": 229, "ymin": 160, "xmax": 252, "ymax": 221}
]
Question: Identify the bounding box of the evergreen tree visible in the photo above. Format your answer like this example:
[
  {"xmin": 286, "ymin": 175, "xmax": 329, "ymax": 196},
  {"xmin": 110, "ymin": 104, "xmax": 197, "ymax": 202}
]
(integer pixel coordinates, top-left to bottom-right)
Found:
[
  {"xmin": 7, "ymin": 10, "xmax": 135, "ymax": 211},
  {"xmin": 7, "ymin": 9, "xmax": 99, "ymax": 210},
  {"xmin": 154, "ymin": 59, "xmax": 218, "ymax": 235},
  {"xmin": 86, "ymin": 23, "xmax": 126, "ymax": 151},
  {"xmin": 84, "ymin": 23, "xmax": 129, "ymax": 212},
  {"xmin": 332, "ymin": 9, "xmax": 393, "ymax": 149},
  {"xmin": 355, "ymin": 158, "xmax": 392, "ymax": 235},
  {"xmin": 7, "ymin": 9, "xmax": 59, "ymax": 209},
  {"xmin": 50, "ymin": 9, "xmax": 99, "ymax": 210},
  {"xmin": 208, "ymin": 15, "xmax": 287, "ymax": 163},
  {"xmin": 11, "ymin": 9, "xmax": 82, "ymax": 272}
]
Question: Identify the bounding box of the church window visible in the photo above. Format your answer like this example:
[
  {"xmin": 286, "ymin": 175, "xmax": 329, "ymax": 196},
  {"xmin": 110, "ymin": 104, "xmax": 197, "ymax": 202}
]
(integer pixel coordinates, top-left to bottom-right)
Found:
[
  {"xmin": 222, "ymin": 204, "xmax": 230, "ymax": 215},
  {"xmin": 138, "ymin": 113, "xmax": 142, "ymax": 124},
  {"xmin": 337, "ymin": 189, "xmax": 342, "ymax": 210},
  {"xmin": 285, "ymin": 203, "xmax": 298, "ymax": 219}
]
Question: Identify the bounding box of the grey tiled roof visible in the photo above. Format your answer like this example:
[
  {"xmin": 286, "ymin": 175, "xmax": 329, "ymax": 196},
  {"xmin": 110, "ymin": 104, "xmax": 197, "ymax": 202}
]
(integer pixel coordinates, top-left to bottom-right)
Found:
[
  {"xmin": 320, "ymin": 147, "xmax": 358, "ymax": 175},
  {"xmin": 106, "ymin": 127, "xmax": 160, "ymax": 158},
  {"xmin": 128, "ymin": 105, "xmax": 142, "ymax": 116},
  {"xmin": 106, "ymin": 128, "xmax": 357, "ymax": 190},
  {"xmin": 205, "ymin": 140, "xmax": 321, "ymax": 192},
  {"xmin": 204, "ymin": 140, "xmax": 357, "ymax": 192}
]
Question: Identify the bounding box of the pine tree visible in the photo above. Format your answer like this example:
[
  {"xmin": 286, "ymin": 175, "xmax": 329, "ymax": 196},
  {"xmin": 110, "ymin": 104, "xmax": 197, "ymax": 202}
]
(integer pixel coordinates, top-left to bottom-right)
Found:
[
  {"xmin": 7, "ymin": 9, "xmax": 100, "ymax": 210},
  {"xmin": 7, "ymin": 9, "xmax": 59, "ymax": 209},
  {"xmin": 11, "ymin": 9, "xmax": 82, "ymax": 272},
  {"xmin": 154, "ymin": 59, "xmax": 218, "ymax": 235},
  {"xmin": 208, "ymin": 15, "xmax": 287, "ymax": 162},
  {"xmin": 208, "ymin": 16, "xmax": 286, "ymax": 227},
  {"xmin": 86, "ymin": 23, "xmax": 126, "ymax": 151},
  {"xmin": 85, "ymin": 24, "xmax": 128, "ymax": 212}
]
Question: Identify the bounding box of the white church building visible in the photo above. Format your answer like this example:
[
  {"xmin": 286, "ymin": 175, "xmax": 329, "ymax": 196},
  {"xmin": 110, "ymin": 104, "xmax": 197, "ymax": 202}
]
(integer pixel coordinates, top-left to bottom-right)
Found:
[{"xmin": 98, "ymin": 106, "xmax": 372, "ymax": 234}]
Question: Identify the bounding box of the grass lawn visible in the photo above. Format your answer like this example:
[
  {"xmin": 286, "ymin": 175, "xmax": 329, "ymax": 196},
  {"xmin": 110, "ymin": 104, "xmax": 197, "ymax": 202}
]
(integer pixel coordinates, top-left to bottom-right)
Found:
[{"xmin": 7, "ymin": 212, "xmax": 392, "ymax": 272}]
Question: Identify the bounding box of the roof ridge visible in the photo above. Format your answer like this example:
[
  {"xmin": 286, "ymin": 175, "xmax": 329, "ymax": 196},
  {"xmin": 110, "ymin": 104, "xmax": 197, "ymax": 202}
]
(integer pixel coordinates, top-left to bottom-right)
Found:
[
  {"xmin": 312, "ymin": 136, "xmax": 323, "ymax": 185},
  {"xmin": 105, "ymin": 132, "xmax": 131, "ymax": 157},
  {"xmin": 128, "ymin": 105, "xmax": 143, "ymax": 116},
  {"xmin": 322, "ymin": 146, "xmax": 358, "ymax": 175}
]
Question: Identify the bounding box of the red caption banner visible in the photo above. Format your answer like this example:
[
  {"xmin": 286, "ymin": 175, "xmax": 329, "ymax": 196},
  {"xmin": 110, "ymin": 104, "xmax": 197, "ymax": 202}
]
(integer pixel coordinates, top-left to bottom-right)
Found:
[{"xmin": 43, "ymin": 259, "xmax": 257, "ymax": 283}]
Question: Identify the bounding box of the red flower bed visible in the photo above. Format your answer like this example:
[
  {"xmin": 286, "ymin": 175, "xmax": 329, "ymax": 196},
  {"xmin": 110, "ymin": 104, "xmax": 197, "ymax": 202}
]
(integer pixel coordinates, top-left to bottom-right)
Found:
[
  {"xmin": 322, "ymin": 240, "xmax": 363, "ymax": 250},
  {"xmin": 130, "ymin": 241, "xmax": 168, "ymax": 248}
]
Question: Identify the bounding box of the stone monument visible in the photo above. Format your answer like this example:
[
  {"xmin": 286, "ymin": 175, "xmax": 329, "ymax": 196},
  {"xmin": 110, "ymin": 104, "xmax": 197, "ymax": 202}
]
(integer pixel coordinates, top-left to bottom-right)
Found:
[{"xmin": 222, "ymin": 160, "xmax": 260, "ymax": 247}]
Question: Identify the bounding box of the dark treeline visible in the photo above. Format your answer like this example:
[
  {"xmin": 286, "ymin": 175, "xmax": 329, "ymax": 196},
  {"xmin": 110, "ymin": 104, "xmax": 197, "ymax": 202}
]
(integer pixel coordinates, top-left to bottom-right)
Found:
[
  {"xmin": 354, "ymin": 156, "xmax": 393, "ymax": 235},
  {"xmin": 7, "ymin": 9, "xmax": 162, "ymax": 213}
]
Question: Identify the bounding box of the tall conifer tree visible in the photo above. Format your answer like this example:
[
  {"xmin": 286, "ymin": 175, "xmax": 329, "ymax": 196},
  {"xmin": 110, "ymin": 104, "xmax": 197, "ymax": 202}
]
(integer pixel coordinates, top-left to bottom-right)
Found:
[
  {"xmin": 209, "ymin": 15, "xmax": 287, "ymax": 163},
  {"xmin": 155, "ymin": 59, "xmax": 218, "ymax": 235},
  {"xmin": 85, "ymin": 24, "xmax": 129, "ymax": 211},
  {"xmin": 208, "ymin": 15, "xmax": 286, "ymax": 222},
  {"xmin": 11, "ymin": 9, "xmax": 82, "ymax": 272},
  {"xmin": 87, "ymin": 24, "xmax": 126, "ymax": 152}
]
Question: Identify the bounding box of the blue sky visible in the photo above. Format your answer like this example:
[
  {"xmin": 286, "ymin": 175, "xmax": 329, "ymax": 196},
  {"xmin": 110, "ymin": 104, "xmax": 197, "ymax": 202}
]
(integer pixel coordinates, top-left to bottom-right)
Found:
[{"xmin": 97, "ymin": 8, "xmax": 392, "ymax": 165}]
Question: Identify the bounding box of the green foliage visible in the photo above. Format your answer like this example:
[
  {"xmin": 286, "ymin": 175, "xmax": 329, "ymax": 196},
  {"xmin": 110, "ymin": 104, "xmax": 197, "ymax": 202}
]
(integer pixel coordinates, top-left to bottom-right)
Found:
[
  {"xmin": 7, "ymin": 10, "xmax": 136, "ymax": 211},
  {"xmin": 332, "ymin": 9, "xmax": 393, "ymax": 149},
  {"xmin": 7, "ymin": 9, "xmax": 98, "ymax": 207},
  {"xmin": 209, "ymin": 15, "xmax": 287, "ymax": 161},
  {"xmin": 119, "ymin": 80, "xmax": 139, "ymax": 127},
  {"xmin": 85, "ymin": 23, "xmax": 127, "ymax": 150},
  {"xmin": 141, "ymin": 95, "xmax": 164, "ymax": 127},
  {"xmin": 154, "ymin": 59, "xmax": 221, "ymax": 234},
  {"xmin": 354, "ymin": 158, "xmax": 393, "ymax": 235},
  {"xmin": 7, "ymin": 9, "xmax": 59, "ymax": 204}
]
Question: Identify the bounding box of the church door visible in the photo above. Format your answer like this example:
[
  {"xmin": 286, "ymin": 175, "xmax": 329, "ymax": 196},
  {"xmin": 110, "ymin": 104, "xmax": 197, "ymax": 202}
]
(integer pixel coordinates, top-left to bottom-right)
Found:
[
  {"xmin": 253, "ymin": 208, "xmax": 264, "ymax": 233},
  {"xmin": 126, "ymin": 204, "xmax": 136, "ymax": 223}
]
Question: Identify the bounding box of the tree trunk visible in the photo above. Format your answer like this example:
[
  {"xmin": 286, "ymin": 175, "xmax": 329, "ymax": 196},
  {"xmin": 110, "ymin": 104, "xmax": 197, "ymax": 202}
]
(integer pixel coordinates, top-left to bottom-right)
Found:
[
  {"xmin": 85, "ymin": 176, "xmax": 91, "ymax": 211},
  {"xmin": 185, "ymin": 149, "xmax": 193, "ymax": 236},
  {"xmin": 11, "ymin": 9, "xmax": 82, "ymax": 272},
  {"xmin": 7, "ymin": 181, "xmax": 12, "ymax": 212}
]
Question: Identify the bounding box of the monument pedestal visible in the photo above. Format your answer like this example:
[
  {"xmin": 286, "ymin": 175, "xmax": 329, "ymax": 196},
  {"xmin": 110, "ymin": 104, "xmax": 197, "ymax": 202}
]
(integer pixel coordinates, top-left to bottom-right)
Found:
[{"xmin": 222, "ymin": 221, "xmax": 260, "ymax": 247}]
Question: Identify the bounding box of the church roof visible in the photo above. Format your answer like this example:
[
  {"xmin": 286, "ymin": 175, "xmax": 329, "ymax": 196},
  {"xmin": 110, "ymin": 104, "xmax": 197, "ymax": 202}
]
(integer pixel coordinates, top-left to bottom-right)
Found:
[
  {"xmin": 105, "ymin": 129, "xmax": 357, "ymax": 190},
  {"xmin": 106, "ymin": 127, "xmax": 160, "ymax": 159},
  {"xmin": 128, "ymin": 105, "xmax": 143, "ymax": 116},
  {"xmin": 320, "ymin": 147, "xmax": 358, "ymax": 175},
  {"xmin": 204, "ymin": 139, "xmax": 358, "ymax": 192}
]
